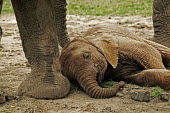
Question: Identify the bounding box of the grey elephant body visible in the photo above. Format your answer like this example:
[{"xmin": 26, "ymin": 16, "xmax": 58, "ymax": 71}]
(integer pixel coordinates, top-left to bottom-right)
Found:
[{"xmin": 60, "ymin": 24, "xmax": 170, "ymax": 98}]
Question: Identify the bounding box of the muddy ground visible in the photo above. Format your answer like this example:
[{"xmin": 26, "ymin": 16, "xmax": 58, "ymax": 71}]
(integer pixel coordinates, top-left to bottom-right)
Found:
[{"xmin": 0, "ymin": 13, "xmax": 170, "ymax": 113}]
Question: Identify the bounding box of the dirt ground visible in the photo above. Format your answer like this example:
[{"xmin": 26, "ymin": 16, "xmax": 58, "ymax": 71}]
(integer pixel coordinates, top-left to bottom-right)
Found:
[{"xmin": 0, "ymin": 13, "xmax": 170, "ymax": 113}]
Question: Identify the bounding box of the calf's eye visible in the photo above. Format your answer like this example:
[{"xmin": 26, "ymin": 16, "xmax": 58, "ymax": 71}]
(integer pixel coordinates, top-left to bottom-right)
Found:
[{"xmin": 83, "ymin": 52, "xmax": 91, "ymax": 60}]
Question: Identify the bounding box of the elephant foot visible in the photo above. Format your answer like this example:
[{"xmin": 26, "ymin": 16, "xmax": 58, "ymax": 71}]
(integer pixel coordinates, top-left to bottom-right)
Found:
[{"xmin": 18, "ymin": 71, "xmax": 70, "ymax": 99}]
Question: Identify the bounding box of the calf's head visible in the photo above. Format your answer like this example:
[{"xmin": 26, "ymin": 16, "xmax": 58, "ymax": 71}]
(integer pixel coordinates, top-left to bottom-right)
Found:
[{"xmin": 59, "ymin": 36, "xmax": 119, "ymax": 98}]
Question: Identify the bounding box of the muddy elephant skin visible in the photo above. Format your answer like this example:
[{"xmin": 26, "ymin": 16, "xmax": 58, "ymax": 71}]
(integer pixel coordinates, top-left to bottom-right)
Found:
[
  {"xmin": 152, "ymin": 0, "xmax": 170, "ymax": 48},
  {"xmin": 10, "ymin": 0, "xmax": 70, "ymax": 99},
  {"xmin": 60, "ymin": 24, "xmax": 170, "ymax": 99}
]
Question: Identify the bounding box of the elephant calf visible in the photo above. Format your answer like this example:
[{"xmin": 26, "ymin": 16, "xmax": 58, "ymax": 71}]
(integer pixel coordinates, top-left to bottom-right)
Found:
[{"xmin": 59, "ymin": 24, "xmax": 170, "ymax": 99}]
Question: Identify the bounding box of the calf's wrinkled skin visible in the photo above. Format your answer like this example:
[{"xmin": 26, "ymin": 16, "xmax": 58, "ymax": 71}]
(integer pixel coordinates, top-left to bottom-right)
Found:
[{"xmin": 60, "ymin": 24, "xmax": 170, "ymax": 99}]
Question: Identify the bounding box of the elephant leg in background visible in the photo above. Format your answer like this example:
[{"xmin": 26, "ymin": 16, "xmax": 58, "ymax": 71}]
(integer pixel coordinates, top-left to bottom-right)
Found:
[
  {"xmin": 125, "ymin": 69, "xmax": 170, "ymax": 90},
  {"xmin": 11, "ymin": 0, "xmax": 70, "ymax": 99},
  {"xmin": 53, "ymin": 0, "xmax": 70, "ymax": 47},
  {"xmin": 152, "ymin": 0, "xmax": 170, "ymax": 48},
  {"xmin": 0, "ymin": 0, "xmax": 3, "ymax": 48}
]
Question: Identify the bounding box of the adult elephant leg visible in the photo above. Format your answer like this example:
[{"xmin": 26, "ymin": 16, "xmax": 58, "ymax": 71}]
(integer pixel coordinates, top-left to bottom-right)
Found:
[
  {"xmin": 52, "ymin": 0, "xmax": 70, "ymax": 48},
  {"xmin": 11, "ymin": 0, "xmax": 70, "ymax": 99},
  {"xmin": 0, "ymin": 0, "xmax": 3, "ymax": 48},
  {"xmin": 152, "ymin": 0, "xmax": 170, "ymax": 48}
]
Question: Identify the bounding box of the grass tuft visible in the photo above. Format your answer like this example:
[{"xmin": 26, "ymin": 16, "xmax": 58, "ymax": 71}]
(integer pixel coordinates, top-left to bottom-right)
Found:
[
  {"xmin": 100, "ymin": 81, "xmax": 117, "ymax": 88},
  {"xmin": 150, "ymin": 87, "xmax": 164, "ymax": 98}
]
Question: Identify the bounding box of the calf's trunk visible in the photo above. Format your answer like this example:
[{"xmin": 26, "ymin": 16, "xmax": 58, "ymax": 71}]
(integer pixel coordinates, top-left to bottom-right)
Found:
[{"xmin": 76, "ymin": 72, "xmax": 124, "ymax": 99}]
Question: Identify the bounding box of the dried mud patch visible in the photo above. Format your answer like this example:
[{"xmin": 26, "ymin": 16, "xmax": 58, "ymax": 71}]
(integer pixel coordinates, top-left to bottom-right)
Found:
[{"xmin": 0, "ymin": 13, "xmax": 170, "ymax": 113}]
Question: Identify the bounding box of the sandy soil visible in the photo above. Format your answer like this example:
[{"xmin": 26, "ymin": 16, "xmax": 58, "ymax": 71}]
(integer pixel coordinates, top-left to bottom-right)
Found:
[{"xmin": 0, "ymin": 13, "xmax": 170, "ymax": 113}]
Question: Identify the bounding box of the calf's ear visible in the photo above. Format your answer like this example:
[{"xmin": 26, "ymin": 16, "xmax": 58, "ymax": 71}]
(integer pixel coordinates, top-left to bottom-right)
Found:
[{"xmin": 86, "ymin": 35, "xmax": 119, "ymax": 68}]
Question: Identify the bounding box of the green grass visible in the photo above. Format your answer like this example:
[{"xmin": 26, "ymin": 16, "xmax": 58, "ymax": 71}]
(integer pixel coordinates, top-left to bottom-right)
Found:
[
  {"xmin": 2, "ymin": 0, "xmax": 152, "ymax": 16},
  {"xmin": 0, "ymin": 110, "xmax": 13, "ymax": 113},
  {"xmin": 2, "ymin": 0, "xmax": 13, "ymax": 13},
  {"xmin": 150, "ymin": 87, "xmax": 164, "ymax": 98},
  {"xmin": 67, "ymin": 0, "xmax": 152, "ymax": 16},
  {"xmin": 100, "ymin": 81, "xmax": 117, "ymax": 88}
]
